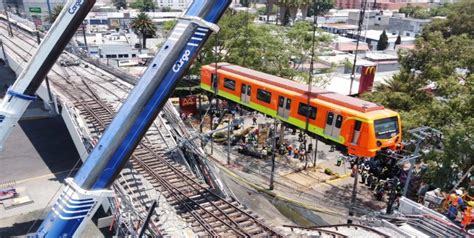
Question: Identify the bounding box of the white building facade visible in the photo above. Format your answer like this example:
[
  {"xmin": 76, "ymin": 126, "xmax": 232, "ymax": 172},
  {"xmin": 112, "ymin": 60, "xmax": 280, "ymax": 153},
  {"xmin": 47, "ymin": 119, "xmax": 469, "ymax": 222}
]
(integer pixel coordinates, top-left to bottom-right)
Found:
[{"xmin": 155, "ymin": 0, "xmax": 192, "ymax": 11}]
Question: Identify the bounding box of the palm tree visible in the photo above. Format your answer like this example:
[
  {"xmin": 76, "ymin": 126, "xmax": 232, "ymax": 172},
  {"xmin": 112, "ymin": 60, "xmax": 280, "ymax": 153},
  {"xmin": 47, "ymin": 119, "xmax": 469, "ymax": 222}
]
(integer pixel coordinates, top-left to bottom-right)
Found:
[
  {"xmin": 130, "ymin": 12, "xmax": 156, "ymax": 49},
  {"xmin": 50, "ymin": 5, "xmax": 64, "ymax": 23}
]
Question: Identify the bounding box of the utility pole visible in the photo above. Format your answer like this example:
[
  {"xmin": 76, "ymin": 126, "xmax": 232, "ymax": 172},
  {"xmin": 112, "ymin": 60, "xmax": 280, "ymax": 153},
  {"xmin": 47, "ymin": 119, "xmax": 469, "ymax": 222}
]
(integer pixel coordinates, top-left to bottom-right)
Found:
[
  {"xmin": 46, "ymin": 0, "xmax": 52, "ymax": 24},
  {"xmin": 36, "ymin": 31, "xmax": 41, "ymax": 44},
  {"xmin": 198, "ymin": 95, "xmax": 202, "ymax": 128},
  {"xmin": 211, "ymin": 32, "xmax": 219, "ymax": 156},
  {"xmin": 82, "ymin": 22, "xmax": 89, "ymax": 54},
  {"xmin": 269, "ymin": 119, "xmax": 278, "ymax": 190},
  {"xmin": 5, "ymin": 7, "xmax": 13, "ymax": 37},
  {"xmin": 347, "ymin": 156, "xmax": 359, "ymax": 224},
  {"xmin": 349, "ymin": 0, "xmax": 367, "ymax": 95},
  {"xmin": 210, "ymin": 104, "xmax": 214, "ymax": 155},
  {"xmin": 0, "ymin": 40, "xmax": 8, "ymax": 66},
  {"xmin": 34, "ymin": 32, "xmax": 54, "ymax": 107},
  {"xmin": 303, "ymin": 0, "xmax": 319, "ymax": 170},
  {"xmin": 312, "ymin": 139, "xmax": 318, "ymax": 168},
  {"xmin": 227, "ymin": 119, "xmax": 231, "ymax": 165}
]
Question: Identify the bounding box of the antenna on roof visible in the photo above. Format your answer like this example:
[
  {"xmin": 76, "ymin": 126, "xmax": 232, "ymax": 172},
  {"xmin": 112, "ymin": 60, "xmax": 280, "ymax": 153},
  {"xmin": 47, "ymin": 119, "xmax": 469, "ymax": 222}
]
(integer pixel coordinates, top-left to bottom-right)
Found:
[{"xmin": 348, "ymin": 0, "xmax": 368, "ymax": 95}]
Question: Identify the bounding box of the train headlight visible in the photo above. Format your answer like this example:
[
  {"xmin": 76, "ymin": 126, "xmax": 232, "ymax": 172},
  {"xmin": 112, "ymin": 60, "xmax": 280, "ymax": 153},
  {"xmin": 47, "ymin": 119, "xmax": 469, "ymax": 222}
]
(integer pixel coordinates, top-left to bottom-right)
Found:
[{"xmin": 376, "ymin": 141, "xmax": 382, "ymax": 147}]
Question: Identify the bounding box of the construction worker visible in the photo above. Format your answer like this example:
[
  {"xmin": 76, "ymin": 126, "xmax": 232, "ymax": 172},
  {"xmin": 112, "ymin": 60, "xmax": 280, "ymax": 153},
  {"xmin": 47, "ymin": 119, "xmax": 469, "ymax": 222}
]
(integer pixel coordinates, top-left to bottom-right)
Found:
[
  {"xmin": 287, "ymin": 144, "xmax": 293, "ymax": 156},
  {"xmin": 446, "ymin": 191, "xmax": 465, "ymax": 221},
  {"xmin": 336, "ymin": 155, "xmax": 343, "ymax": 167},
  {"xmin": 461, "ymin": 202, "xmax": 473, "ymax": 230}
]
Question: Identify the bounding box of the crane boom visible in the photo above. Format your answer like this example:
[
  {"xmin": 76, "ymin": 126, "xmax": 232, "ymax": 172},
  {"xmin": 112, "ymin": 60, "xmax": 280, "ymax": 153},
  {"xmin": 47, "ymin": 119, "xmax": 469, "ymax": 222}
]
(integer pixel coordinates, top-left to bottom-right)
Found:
[
  {"xmin": 36, "ymin": 1, "xmax": 230, "ymax": 236},
  {"xmin": 0, "ymin": 0, "xmax": 96, "ymax": 150}
]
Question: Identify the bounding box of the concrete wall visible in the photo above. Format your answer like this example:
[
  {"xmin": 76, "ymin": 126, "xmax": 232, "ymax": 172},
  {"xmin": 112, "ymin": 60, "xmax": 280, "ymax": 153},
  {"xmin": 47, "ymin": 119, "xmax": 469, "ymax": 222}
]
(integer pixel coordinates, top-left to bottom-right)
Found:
[{"xmin": 61, "ymin": 105, "xmax": 89, "ymax": 161}]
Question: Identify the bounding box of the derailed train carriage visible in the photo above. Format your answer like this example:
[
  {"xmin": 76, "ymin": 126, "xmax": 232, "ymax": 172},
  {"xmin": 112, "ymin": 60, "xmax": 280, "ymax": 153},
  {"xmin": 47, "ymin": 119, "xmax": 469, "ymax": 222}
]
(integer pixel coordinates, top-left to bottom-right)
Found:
[{"xmin": 200, "ymin": 63, "xmax": 402, "ymax": 157}]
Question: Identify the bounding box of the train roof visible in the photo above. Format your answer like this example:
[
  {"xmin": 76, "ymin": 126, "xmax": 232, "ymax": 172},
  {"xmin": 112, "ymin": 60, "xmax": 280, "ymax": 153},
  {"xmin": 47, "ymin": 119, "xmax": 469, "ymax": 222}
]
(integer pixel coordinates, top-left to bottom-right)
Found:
[{"xmin": 210, "ymin": 63, "xmax": 384, "ymax": 113}]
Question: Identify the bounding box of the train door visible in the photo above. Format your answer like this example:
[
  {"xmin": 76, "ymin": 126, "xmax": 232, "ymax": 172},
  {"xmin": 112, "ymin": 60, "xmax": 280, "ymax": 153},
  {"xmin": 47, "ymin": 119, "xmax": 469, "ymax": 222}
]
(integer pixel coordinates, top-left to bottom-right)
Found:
[
  {"xmin": 324, "ymin": 112, "xmax": 343, "ymax": 139},
  {"xmin": 277, "ymin": 96, "xmax": 291, "ymax": 119},
  {"xmin": 241, "ymin": 84, "xmax": 251, "ymax": 104}
]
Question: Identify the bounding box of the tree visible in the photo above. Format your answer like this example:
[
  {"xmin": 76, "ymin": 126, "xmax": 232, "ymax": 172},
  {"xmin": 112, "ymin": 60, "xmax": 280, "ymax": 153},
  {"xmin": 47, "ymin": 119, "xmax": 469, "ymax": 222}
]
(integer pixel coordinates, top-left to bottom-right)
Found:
[
  {"xmin": 363, "ymin": 0, "xmax": 474, "ymax": 190},
  {"xmin": 130, "ymin": 13, "xmax": 156, "ymax": 49},
  {"xmin": 129, "ymin": 0, "xmax": 144, "ymax": 10},
  {"xmin": 286, "ymin": 21, "xmax": 333, "ymax": 81},
  {"xmin": 186, "ymin": 10, "xmax": 333, "ymax": 86},
  {"xmin": 394, "ymin": 34, "xmax": 401, "ymax": 49},
  {"xmin": 130, "ymin": 0, "xmax": 154, "ymax": 12},
  {"xmin": 376, "ymin": 30, "xmax": 388, "ymax": 51},
  {"xmin": 307, "ymin": 0, "xmax": 334, "ymax": 17},
  {"xmin": 269, "ymin": 0, "xmax": 333, "ymax": 25},
  {"xmin": 113, "ymin": 0, "xmax": 127, "ymax": 10},
  {"xmin": 162, "ymin": 20, "xmax": 176, "ymax": 32},
  {"xmin": 193, "ymin": 10, "xmax": 294, "ymax": 77},
  {"xmin": 50, "ymin": 4, "xmax": 64, "ymax": 23}
]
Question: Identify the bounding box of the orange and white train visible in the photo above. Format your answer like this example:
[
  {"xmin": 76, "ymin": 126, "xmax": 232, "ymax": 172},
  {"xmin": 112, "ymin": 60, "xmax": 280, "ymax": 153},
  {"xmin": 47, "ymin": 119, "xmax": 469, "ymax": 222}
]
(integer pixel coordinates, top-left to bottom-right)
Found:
[{"xmin": 201, "ymin": 63, "xmax": 402, "ymax": 157}]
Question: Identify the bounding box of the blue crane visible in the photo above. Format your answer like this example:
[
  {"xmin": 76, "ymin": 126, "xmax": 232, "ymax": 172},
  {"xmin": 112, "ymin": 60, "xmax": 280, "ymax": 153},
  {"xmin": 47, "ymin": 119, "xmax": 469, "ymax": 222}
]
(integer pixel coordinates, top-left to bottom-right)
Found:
[{"xmin": 35, "ymin": 0, "xmax": 230, "ymax": 236}]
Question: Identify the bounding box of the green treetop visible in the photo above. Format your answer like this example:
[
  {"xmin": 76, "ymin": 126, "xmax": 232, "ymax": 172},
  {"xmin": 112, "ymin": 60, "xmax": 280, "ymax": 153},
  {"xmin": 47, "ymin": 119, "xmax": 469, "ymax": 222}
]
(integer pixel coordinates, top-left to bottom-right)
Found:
[
  {"xmin": 363, "ymin": 0, "xmax": 474, "ymax": 190},
  {"xmin": 376, "ymin": 30, "xmax": 389, "ymax": 51}
]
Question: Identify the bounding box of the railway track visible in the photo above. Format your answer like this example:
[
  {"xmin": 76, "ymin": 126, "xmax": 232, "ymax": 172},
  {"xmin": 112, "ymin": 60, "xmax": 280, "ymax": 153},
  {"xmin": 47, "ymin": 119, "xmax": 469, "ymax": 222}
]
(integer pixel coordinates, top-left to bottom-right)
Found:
[{"xmin": 0, "ymin": 21, "xmax": 282, "ymax": 236}]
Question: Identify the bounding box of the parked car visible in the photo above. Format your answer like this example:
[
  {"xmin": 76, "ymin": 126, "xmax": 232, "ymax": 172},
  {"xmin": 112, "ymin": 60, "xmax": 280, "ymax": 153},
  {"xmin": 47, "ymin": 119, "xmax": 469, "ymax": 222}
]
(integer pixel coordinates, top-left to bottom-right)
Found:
[{"xmin": 60, "ymin": 59, "xmax": 80, "ymax": 67}]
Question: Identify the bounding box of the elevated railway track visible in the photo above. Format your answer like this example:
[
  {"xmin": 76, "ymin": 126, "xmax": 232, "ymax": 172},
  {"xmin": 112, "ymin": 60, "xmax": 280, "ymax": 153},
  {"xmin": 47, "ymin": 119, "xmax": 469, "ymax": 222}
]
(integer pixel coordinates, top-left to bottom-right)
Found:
[{"xmin": 0, "ymin": 18, "xmax": 281, "ymax": 236}]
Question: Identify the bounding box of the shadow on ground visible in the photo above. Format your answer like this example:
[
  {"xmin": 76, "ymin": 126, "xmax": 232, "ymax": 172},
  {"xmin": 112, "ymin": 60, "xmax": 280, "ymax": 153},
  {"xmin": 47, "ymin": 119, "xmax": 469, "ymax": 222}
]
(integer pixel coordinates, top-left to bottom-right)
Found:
[
  {"xmin": 0, "ymin": 219, "xmax": 42, "ymax": 237},
  {"xmin": 19, "ymin": 116, "xmax": 82, "ymax": 182}
]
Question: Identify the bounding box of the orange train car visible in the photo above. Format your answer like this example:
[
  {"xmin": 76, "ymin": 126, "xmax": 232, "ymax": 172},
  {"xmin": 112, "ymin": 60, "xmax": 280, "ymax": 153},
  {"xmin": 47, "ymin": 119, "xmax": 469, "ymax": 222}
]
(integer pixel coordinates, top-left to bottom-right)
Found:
[{"xmin": 200, "ymin": 63, "xmax": 402, "ymax": 157}]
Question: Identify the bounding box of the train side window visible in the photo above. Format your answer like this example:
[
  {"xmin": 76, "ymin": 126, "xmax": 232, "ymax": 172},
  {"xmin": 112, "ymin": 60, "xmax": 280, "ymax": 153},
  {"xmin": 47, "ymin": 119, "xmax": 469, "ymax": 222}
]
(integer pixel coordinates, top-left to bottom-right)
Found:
[
  {"xmin": 298, "ymin": 103, "xmax": 316, "ymax": 119},
  {"xmin": 286, "ymin": 99, "xmax": 291, "ymax": 110},
  {"xmin": 326, "ymin": 112, "xmax": 334, "ymax": 125},
  {"xmin": 354, "ymin": 120, "xmax": 362, "ymax": 131},
  {"xmin": 278, "ymin": 97, "xmax": 284, "ymax": 107},
  {"xmin": 247, "ymin": 85, "xmax": 251, "ymax": 96},
  {"xmin": 335, "ymin": 115, "xmax": 343, "ymax": 128},
  {"xmin": 257, "ymin": 89, "xmax": 271, "ymax": 104},
  {"xmin": 351, "ymin": 120, "xmax": 362, "ymax": 144},
  {"xmin": 223, "ymin": 78, "xmax": 236, "ymax": 90}
]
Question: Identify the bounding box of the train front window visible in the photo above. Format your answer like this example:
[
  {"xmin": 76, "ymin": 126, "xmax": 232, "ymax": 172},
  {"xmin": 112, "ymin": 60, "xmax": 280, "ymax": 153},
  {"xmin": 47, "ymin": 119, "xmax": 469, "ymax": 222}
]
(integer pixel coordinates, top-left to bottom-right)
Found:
[{"xmin": 374, "ymin": 117, "xmax": 399, "ymax": 139}]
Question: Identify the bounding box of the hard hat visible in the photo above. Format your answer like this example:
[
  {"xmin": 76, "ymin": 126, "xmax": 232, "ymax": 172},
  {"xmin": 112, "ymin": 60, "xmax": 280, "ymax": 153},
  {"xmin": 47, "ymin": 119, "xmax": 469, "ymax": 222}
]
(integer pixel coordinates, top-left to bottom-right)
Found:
[{"xmin": 455, "ymin": 189, "xmax": 463, "ymax": 196}]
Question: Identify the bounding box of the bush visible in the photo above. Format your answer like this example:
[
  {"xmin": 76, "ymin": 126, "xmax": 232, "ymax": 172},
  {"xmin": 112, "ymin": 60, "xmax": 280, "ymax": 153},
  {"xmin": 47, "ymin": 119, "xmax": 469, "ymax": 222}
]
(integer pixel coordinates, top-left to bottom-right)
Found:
[{"xmin": 324, "ymin": 168, "xmax": 333, "ymax": 175}]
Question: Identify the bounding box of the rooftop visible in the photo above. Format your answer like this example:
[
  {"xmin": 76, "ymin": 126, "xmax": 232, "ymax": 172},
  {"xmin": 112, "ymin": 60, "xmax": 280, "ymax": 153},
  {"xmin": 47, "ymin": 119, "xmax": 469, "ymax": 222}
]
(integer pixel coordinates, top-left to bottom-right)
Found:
[
  {"xmin": 356, "ymin": 30, "xmax": 416, "ymax": 42},
  {"xmin": 335, "ymin": 42, "xmax": 369, "ymax": 52},
  {"xmin": 321, "ymin": 23, "xmax": 358, "ymax": 30},
  {"xmin": 319, "ymin": 53, "xmax": 374, "ymax": 66},
  {"xmin": 365, "ymin": 51, "xmax": 399, "ymax": 61}
]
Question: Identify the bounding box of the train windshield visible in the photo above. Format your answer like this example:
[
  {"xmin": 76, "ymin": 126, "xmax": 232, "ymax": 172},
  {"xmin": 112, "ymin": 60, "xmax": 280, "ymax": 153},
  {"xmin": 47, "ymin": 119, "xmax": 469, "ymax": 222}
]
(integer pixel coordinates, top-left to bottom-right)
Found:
[{"xmin": 374, "ymin": 117, "xmax": 399, "ymax": 139}]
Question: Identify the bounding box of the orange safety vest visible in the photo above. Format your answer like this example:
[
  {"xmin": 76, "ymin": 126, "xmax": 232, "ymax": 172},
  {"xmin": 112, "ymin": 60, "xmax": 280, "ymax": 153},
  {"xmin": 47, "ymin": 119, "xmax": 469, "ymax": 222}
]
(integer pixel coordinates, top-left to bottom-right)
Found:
[
  {"xmin": 449, "ymin": 194, "xmax": 460, "ymax": 206},
  {"xmin": 461, "ymin": 206, "xmax": 472, "ymax": 227}
]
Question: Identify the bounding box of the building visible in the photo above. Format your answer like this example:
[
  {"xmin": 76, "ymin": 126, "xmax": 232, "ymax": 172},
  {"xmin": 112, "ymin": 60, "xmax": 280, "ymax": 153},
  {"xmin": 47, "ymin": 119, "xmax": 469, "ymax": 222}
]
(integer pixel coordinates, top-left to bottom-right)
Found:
[
  {"xmin": 155, "ymin": 0, "xmax": 192, "ymax": 11},
  {"xmin": 346, "ymin": 29, "xmax": 415, "ymax": 50},
  {"xmin": 320, "ymin": 23, "xmax": 358, "ymax": 36},
  {"xmin": 387, "ymin": 16, "xmax": 431, "ymax": 37},
  {"xmin": 347, "ymin": 10, "xmax": 395, "ymax": 30},
  {"xmin": 2, "ymin": 0, "xmax": 64, "ymax": 27},
  {"xmin": 364, "ymin": 51, "xmax": 400, "ymax": 72},
  {"xmin": 335, "ymin": 0, "xmax": 430, "ymax": 10}
]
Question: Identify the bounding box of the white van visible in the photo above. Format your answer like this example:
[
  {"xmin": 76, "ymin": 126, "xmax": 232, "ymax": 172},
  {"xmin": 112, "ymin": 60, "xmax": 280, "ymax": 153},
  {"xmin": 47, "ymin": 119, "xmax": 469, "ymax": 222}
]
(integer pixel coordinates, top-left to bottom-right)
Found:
[{"xmin": 117, "ymin": 60, "xmax": 139, "ymax": 67}]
